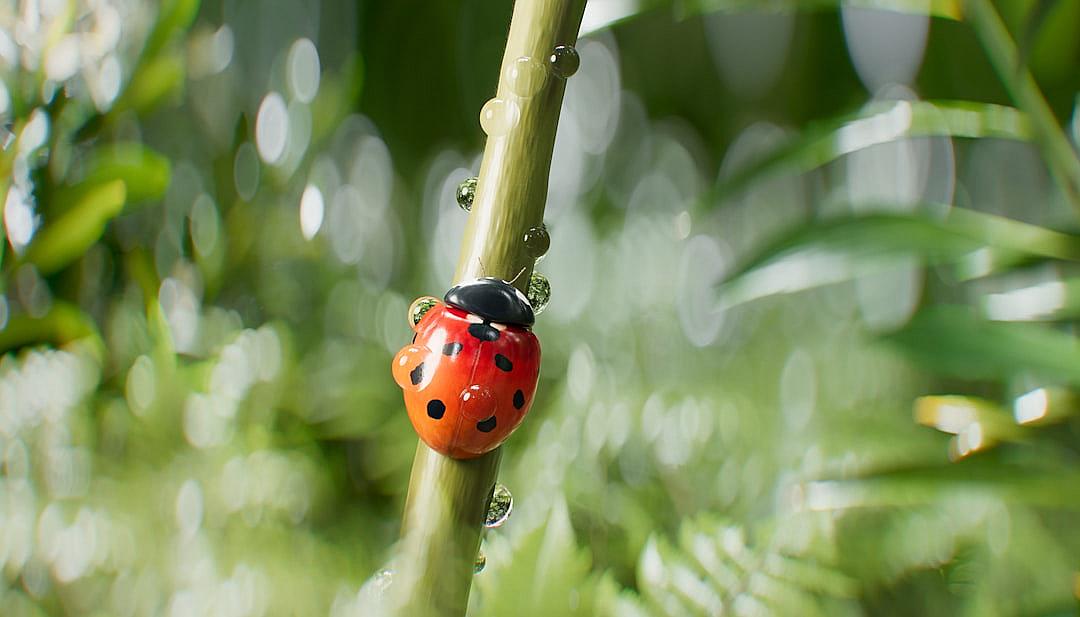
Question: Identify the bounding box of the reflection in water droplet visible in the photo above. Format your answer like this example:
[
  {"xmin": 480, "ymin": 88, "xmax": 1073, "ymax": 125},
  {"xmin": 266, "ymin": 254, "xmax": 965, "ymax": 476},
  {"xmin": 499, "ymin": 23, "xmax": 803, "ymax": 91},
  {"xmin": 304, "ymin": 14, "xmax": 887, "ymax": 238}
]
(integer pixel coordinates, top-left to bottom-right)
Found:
[
  {"xmin": 548, "ymin": 45, "xmax": 580, "ymax": 79},
  {"xmin": 523, "ymin": 225, "xmax": 550, "ymax": 259},
  {"xmin": 505, "ymin": 56, "xmax": 546, "ymax": 98},
  {"xmin": 484, "ymin": 483, "xmax": 513, "ymax": 528},
  {"xmin": 474, "ymin": 550, "xmax": 486, "ymax": 574},
  {"xmin": 527, "ymin": 272, "xmax": 551, "ymax": 315},
  {"xmin": 479, "ymin": 98, "xmax": 520, "ymax": 137},
  {"xmin": 408, "ymin": 296, "xmax": 439, "ymax": 327},
  {"xmin": 457, "ymin": 177, "xmax": 477, "ymax": 212}
]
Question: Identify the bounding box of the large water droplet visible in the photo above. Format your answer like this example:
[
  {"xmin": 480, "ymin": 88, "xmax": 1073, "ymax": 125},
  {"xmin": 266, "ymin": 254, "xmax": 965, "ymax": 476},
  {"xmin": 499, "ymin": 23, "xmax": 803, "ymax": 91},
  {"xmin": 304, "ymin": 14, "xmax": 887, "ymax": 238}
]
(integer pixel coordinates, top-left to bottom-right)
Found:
[
  {"xmin": 548, "ymin": 45, "xmax": 580, "ymax": 79},
  {"xmin": 505, "ymin": 56, "xmax": 546, "ymax": 98},
  {"xmin": 457, "ymin": 177, "xmax": 477, "ymax": 212},
  {"xmin": 484, "ymin": 483, "xmax": 513, "ymax": 528},
  {"xmin": 474, "ymin": 550, "xmax": 486, "ymax": 574},
  {"xmin": 479, "ymin": 98, "xmax": 520, "ymax": 137},
  {"xmin": 527, "ymin": 272, "xmax": 551, "ymax": 315},
  {"xmin": 408, "ymin": 296, "xmax": 440, "ymax": 327},
  {"xmin": 523, "ymin": 225, "xmax": 550, "ymax": 259}
]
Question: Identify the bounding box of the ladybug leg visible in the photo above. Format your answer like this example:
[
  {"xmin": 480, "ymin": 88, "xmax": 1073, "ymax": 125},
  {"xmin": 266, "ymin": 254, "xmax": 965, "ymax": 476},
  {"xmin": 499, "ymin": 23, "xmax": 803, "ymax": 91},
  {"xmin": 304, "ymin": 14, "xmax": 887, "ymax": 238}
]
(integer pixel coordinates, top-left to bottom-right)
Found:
[{"xmin": 392, "ymin": 344, "xmax": 433, "ymax": 391}]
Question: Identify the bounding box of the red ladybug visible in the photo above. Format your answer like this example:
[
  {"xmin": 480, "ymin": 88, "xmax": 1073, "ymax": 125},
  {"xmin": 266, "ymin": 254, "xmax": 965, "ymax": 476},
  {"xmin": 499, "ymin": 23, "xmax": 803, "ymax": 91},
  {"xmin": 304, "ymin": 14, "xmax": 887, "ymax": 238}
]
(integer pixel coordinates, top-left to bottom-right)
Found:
[{"xmin": 392, "ymin": 277, "xmax": 541, "ymax": 459}]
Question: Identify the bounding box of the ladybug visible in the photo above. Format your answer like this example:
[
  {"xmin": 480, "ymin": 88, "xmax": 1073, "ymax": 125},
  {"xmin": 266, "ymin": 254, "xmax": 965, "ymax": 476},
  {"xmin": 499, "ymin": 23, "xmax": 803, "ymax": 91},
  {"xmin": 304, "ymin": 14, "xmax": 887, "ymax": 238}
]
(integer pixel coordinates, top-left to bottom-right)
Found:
[{"xmin": 392, "ymin": 277, "xmax": 541, "ymax": 459}]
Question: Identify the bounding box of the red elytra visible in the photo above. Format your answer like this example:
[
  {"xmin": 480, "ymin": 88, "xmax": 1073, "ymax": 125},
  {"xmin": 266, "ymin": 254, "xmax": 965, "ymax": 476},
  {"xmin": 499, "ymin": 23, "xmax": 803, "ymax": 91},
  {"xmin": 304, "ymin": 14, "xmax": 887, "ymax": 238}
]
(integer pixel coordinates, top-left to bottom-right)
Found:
[{"xmin": 392, "ymin": 278, "xmax": 541, "ymax": 459}]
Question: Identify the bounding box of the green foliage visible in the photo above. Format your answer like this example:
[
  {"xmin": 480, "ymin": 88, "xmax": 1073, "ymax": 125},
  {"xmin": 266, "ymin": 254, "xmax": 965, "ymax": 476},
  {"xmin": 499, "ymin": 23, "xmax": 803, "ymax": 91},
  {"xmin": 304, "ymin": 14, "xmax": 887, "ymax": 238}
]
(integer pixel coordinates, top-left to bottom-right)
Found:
[{"xmin": 3, "ymin": 0, "xmax": 1080, "ymax": 615}]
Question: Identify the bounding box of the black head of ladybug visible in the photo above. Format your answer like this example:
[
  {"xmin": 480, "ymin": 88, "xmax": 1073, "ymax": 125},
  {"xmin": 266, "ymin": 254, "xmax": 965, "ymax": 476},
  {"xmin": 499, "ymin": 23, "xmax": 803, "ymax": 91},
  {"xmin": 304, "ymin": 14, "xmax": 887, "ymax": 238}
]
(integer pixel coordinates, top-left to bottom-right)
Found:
[{"xmin": 444, "ymin": 277, "xmax": 535, "ymax": 327}]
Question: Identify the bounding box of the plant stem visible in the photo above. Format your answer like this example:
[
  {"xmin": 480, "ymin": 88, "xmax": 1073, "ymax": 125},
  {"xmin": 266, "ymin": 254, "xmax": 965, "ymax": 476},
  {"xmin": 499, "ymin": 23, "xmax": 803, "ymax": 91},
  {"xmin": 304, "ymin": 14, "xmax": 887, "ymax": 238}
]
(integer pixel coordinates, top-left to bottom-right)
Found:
[
  {"xmin": 390, "ymin": 1, "xmax": 587, "ymax": 615},
  {"xmin": 964, "ymin": 0, "xmax": 1080, "ymax": 212}
]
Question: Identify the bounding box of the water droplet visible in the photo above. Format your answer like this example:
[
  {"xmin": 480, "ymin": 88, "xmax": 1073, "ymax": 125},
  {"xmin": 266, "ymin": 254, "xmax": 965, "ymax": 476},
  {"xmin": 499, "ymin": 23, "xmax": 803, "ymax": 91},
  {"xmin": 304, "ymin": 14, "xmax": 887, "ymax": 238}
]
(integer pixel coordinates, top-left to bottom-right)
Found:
[
  {"xmin": 548, "ymin": 45, "xmax": 580, "ymax": 79},
  {"xmin": 505, "ymin": 56, "xmax": 546, "ymax": 98},
  {"xmin": 474, "ymin": 550, "xmax": 486, "ymax": 574},
  {"xmin": 457, "ymin": 177, "xmax": 477, "ymax": 212},
  {"xmin": 408, "ymin": 296, "xmax": 440, "ymax": 327},
  {"xmin": 523, "ymin": 225, "xmax": 550, "ymax": 258},
  {"xmin": 527, "ymin": 272, "xmax": 551, "ymax": 315},
  {"xmin": 373, "ymin": 569, "xmax": 394, "ymax": 593},
  {"xmin": 484, "ymin": 483, "xmax": 513, "ymax": 528},
  {"xmin": 479, "ymin": 98, "xmax": 520, "ymax": 137}
]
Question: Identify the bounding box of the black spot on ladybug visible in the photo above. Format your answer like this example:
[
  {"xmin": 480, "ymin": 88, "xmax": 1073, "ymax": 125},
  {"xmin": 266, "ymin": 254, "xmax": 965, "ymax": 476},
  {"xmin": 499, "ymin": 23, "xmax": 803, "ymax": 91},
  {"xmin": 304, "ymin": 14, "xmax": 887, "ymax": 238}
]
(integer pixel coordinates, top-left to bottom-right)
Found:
[
  {"xmin": 494, "ymin": 354, "xmax": 513, "ymax": 372},
  {"xmin": 477, "ymin": 416, "xmax": 497, "ymax": 432},
  {"xmin": 513, "ymin": 389, "xmax": 525, "ymax": 410},
  {"xmin": 427, "ymin": 399, "xmax": 446, "ymax": 419},
  {"xmin": 443, "ymin": 342, "xmax": 463, "ymax": 356},
  {"xmin": 468, "ymin": 322, "xmax": 500, "ymax": 342},
  {"xmin": 410, "ymin": 362, "xmax": 424, "ymax": 386}
]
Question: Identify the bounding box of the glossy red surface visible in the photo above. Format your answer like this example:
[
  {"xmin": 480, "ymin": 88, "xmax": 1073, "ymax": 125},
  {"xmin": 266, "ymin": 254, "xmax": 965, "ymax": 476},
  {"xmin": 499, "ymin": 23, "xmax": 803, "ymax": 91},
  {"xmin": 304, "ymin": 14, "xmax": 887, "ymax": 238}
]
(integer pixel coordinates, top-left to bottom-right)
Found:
[{"xmin": 392, "ymin": 303, "xmax": 541, "ymax": 459}]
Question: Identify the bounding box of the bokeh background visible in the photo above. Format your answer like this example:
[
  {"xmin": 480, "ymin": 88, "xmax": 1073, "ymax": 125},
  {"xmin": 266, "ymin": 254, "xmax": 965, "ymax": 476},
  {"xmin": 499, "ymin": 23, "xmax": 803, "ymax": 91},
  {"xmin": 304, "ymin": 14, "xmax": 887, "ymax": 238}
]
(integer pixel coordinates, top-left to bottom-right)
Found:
[{"xmin": 3, "ymin": 0, "xmax": 1080, "ymax": 615}]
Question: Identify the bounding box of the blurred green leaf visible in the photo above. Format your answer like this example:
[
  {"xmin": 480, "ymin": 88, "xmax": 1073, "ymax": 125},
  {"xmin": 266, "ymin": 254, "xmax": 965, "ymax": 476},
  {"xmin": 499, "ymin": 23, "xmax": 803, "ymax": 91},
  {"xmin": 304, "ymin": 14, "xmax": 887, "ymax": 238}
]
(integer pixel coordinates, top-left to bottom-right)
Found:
[
  {"xmin": 716, "ymin": 101, "xmax": 1031, "ymax": 201},
  {"xmin": 52, "ymin": 143, "xmax": 170, "ymax": 212},
  {"xmin": 883, "ymin": 306, "xmax": 1080, "ymax": 386},
  {"xmin": 804, "ymin": 458, "xmax": 1080, "ymax": 510},
  {"xmin": 25, "ymin": 179, "xmax": 126, "ymax": 275},
  {"xmin": 474, "ymin": 498, "xmax": 601, "ymax": 617},
  {"xmin": 682, "ymin": 0, "xmax": 961, "ymax": 19},
  {"xmin": 717, "ymin": 207, "xmax": 1080, "ymax": 308},
  {"xmin": 116, "ymin": 53, "xmax": 185, "ymax": 115},
  {"xmin": 636, "ymin": 515, "xmax": 856, "ymax": 616},
  {"xmin": 0, "ymin": 301, "xmax": 104, "ymax": 357},
  {"xmin": 142, "ymin": 0, "xmax": 201, "ymax": 59}
]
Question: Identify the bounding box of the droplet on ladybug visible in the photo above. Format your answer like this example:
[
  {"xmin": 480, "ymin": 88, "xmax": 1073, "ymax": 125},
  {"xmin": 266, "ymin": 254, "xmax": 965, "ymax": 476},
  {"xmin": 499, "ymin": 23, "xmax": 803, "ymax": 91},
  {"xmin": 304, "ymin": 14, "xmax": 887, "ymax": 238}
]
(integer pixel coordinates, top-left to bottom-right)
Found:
[
  {"xmin": 391, "ymin": 277, "xmax": 541, "ymax": 459},
  {"xmin": 408, "ymin": 296, "xmax": 440, "ymax": 328},
  {"xmin": 392, "ymin": 344, "xmax": 433, "ymax": 390},
  {"xmin": 456, "ymin": 177, "xmax": 477, "ymax": 212},
  {"xmin": 526, "ymin": 272, "xmax": 550, "ymax": 315}
]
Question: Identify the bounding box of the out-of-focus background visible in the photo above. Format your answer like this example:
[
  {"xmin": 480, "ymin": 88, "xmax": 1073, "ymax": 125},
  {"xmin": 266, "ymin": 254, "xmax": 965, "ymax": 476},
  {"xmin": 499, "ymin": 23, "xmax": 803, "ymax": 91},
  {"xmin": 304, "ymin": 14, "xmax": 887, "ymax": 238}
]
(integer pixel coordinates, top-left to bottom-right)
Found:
[{"xmin": 3, "ymin": 0, "xmax": 1080, "ymax": 614}]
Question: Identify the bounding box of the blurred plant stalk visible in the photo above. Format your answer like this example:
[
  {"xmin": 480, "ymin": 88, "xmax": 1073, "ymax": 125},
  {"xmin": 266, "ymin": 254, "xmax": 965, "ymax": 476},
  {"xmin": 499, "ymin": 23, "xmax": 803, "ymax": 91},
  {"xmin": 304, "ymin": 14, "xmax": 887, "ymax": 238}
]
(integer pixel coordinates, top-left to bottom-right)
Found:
[
  {"xmin": 964, "ymin": 0, "xmax": 1080, "ymax": 210},
  {"xmin": 389, "ymin": 0, "xmax": 587, "ymax": 615}
]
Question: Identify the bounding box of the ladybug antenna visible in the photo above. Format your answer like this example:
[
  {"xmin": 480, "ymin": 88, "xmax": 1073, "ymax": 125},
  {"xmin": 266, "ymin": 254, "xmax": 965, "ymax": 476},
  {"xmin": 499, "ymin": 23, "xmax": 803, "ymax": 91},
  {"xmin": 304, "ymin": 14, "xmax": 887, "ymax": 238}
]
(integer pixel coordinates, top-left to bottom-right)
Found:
[
  {"xmin": 507, "ymin": 265, "xmax": 527, "ymax": 286},
  {"xmin": 477, "ymin": 258, "xmax": 488, "ymax": 277}
]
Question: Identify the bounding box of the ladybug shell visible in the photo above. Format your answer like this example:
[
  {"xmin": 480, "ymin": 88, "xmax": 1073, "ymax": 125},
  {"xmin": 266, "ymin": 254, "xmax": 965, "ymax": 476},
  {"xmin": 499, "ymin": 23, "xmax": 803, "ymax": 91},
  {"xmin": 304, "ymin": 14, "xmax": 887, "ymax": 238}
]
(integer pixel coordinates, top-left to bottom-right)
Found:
[{"xmin": 392, "ymin": 304, "xmax": 540, "ymax": 459}]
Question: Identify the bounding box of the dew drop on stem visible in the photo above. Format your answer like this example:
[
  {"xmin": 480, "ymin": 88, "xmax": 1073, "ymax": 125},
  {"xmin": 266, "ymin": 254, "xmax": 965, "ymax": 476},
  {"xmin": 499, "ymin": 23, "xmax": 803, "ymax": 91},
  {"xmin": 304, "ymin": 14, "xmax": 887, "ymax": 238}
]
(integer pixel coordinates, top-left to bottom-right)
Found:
[
  {"xmin": 479, "ymin": 98, "xmax": 520, "ymax": 137},
  {"xmin": 523, "ymin": 225, "xmax": 550, "ymax": 259},
  {"xmin": 474, "ymin": 550, "xmax": 486, "ymax": 574},
  {"xmin": 484, "ymin": 483, "xmax": 513, "ymax": 528},
  {"xmin": 527, "ymin": 272, "xmax": 551, "ymax": 315},
  {"xmin": 548, "ymin": 45, "xmax": 580, "ymax": 79},
  {"xmin": 505, "ymin": 56, "xmax": 546, "ymax": 98},
  {"xmin": 456, "ymin": 177, "xmax": 477, "ymax": 212}
]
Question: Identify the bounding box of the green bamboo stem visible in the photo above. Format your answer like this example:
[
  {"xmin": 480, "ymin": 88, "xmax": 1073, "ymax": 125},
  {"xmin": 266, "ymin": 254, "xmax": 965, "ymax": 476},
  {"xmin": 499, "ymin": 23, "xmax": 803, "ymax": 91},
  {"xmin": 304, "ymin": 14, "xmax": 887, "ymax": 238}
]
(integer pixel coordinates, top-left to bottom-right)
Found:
[
  {"xmin": 389, "ymin": 1, "xmax": 587, "ymax": 615},
  {"xmin": 964, "ymin": 0, "xmax": 1080, "ymax": 212}
]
